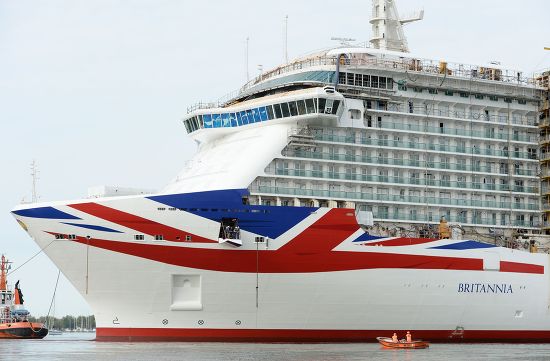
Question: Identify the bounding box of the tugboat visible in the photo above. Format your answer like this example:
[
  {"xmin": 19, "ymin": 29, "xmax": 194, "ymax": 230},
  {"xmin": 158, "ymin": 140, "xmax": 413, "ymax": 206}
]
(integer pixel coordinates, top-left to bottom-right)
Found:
[{"xmin": 0, "ymin": 255, "xmax": 48, "ymax": 339}]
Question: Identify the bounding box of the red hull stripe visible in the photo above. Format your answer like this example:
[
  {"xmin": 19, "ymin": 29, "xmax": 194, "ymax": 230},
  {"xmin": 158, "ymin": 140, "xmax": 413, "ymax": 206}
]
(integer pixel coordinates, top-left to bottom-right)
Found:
[
  {"xmin": 72, "ymin": 236, "xmax": 544, "ymax": 274},
  {"xmin": 96, "ymin": 327, "xmax": 550, "ymax": 343},
  {"xmin": 69, "ymin": 202, "xmax": 216, "ymax": 243},
  {"xmin": 500, "ymin": 261, "xmax": 544, "ymax": 274},
  {"xmin": 364, "ymin": 238, "xmax": 436, "ymax": 247},
  {"xmin": 72, "ymin": 234, "xmax": 485, "ymax": 273}
]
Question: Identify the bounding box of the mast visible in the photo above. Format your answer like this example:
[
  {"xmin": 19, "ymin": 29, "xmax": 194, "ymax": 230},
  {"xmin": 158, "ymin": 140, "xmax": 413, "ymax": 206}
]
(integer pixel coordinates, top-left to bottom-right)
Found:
[
  {"xmin": 0, "ymin": 256, "xmax": 6, "ymax": 291},
  {"xmin": 283, "ymin": 15, "xmax": 288, "ymax": 64},
  {"xmin": 30, "ymin": 160, "xmax": 39, "ymax": 203},
  {"xmin": 369, "ymin": 0, "xmax": 423, "ymax": 53}
]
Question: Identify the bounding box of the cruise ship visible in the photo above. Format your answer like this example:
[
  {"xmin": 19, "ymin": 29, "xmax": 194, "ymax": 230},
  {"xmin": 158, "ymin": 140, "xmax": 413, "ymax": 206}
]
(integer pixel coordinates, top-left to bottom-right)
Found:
[{"xmin": 11, "ymin": 0, "xmax": 550, "ymax": 342}]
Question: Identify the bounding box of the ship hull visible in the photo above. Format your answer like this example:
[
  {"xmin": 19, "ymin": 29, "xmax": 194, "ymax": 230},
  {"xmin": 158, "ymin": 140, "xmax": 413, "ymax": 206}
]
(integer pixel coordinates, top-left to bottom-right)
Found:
[
  {"xmin": 11, "ymin": 190, "xmax": 550, "ymax": 342},
  {"xmin": 95, "ymin": 328, "xmax": 550, "ymax": 343},
  {"xmin": 0, "ymin": 322, "xmax": 48, "ymax": 339}
]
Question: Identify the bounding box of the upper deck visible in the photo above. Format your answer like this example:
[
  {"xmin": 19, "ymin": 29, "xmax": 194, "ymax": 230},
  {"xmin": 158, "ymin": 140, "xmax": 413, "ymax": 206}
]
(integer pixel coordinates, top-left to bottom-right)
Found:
[{"xmin": 187, "ymin": 47, "xmax": 542, "ymax": 114}]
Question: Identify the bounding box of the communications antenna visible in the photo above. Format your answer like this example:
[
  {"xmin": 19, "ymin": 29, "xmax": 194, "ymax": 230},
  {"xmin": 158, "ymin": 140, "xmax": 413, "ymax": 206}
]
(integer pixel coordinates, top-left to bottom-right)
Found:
[
  {"xmin": 245, "ymin": 37, "xmax": 250, "ymax": 81},
  {"xmin": 283, "ymin": 15, "xmax": 288, "ymax": 63},
  {"xmin": 30, "ymin": 160, "xmax": 40, "ymax": 203}
]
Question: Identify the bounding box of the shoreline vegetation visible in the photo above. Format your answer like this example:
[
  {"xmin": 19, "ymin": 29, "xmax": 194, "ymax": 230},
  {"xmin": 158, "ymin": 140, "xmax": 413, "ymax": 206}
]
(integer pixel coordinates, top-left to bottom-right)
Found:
[{"xmin": 28, "ymin": 315, "xmax": 96, "ymax": 331}]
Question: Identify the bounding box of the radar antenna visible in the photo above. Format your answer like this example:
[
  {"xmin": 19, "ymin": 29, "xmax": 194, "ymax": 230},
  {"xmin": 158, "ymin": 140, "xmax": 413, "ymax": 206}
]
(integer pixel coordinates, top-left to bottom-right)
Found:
[{"xmin": 330, "ymin": 37, "xmax": 357, "ymax": 47}]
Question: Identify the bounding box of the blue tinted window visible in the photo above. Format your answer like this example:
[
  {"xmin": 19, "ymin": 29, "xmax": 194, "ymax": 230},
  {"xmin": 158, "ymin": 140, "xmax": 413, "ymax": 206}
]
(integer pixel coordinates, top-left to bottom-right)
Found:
[
  {"xmin": 229, "ymin": 113, "xmax": 238, "ymax": 127},
  {"xmin": 212, "ymin": 114, "xmax": 222, "ymax": 128},
  {"xmin": 259, "ymin": 107, "xmax": 268, "ymax": 121},
  {"xmin": 203, "ymin": 114, "xmax": 213, "ymax": 128},
  {"xmin": 221, "ymin": 113, "xmax": 230, "ymax": 127},
  {"xmin": 246, "ymin": 109, "xmax": 254, "ymax": 123},
  {"xmin": 241, "ymin": 111, "xmax": 249, "ymax": 125},
  {"xmin": 252, "ymin": 108, "xmax": 261, "ymax": 122},
  {"xmin": 236, "ymin": 112, "xmax": 242, "ymax": 126}
]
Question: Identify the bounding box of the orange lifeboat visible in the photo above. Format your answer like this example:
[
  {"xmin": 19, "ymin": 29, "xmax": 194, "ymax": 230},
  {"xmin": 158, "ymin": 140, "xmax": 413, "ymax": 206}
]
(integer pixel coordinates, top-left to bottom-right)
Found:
[{"xmin": 377, "ymin": 336, "xmax": 430, "ymax": 349}]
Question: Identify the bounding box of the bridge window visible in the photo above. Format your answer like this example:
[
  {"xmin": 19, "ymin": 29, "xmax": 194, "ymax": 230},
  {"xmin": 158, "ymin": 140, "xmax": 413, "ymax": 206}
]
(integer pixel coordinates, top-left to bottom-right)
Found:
[
  {"xmin": 244, "ymin": 109, "xmax": 253, "ymax": 123},
  {"xmin": 363, "ymin": 75, "xmax": 371, "ymax": 87},
  {"xmin": 332, "ymin": 100, "xmax": 340, "ymax": 115},
  {"xmin": 229, "ymin": 113, "xmax": 237, "ymax": 126},
  {"xmin": 256, "ymin": 108, "xmax": 264, "ymax": 121},
  {"xmin": 266, "ymin": 105, "xmax": 275, "ymax": 119},
  {"xmin": 318, "ymin": 98, "xmax": 326, "ymax": 113},
  {"xmin": 289, "ymin": 101, "xmax": 298, "ymax": 116},
  {"xmin": 274, "ymin": 103, "xmax": 283, "ymax": 118},
  {"xmin": 259, "ymin": 107, "xmax": 269, "ymax": 121},
  {"xmin": 203, "ymin": 114, "xmax": 212, "ymax": 128},
  {"xmin": 371, "ymin": 76, "xmax": 379, "ymax": 88},
  {"xmin": 241, "ymin": 110, "xmax": 250, "ymax": 125},
  {"xmin": 297, "ymin": 100, "xmax": 306, "ymax": 115},
  {"xmin": 212, "ymin": 114, "xmax": 222, "ymax": 127},
  {"xmin": 305, "ymin": 98, "xmax": 316, "ymax": 114},
  {"xmin": 281, "ymin": 103, "xmax": 291, "ymax": 117}
]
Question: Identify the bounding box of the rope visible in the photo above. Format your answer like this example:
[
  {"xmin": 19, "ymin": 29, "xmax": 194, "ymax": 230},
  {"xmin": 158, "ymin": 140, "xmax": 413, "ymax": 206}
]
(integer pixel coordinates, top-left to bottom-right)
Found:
[
  {"xmin": 31, "ymin": 269, "xmax": 61, "ymax": 333},
  {"xmin": 44, "ymin": 269, "xmax": 61, "ymax": 330},
  {"xmin": 7, "ymin": 240, "xmax": 55, "ymax": 277}
]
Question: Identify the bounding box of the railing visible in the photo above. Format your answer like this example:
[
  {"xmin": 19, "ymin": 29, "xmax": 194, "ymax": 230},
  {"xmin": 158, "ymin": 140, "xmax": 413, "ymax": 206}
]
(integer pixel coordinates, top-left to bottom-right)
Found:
[
  {"xmin": 374, "ymin": 121, "xmax": 535, "ymax": 142},
  {"xmin": 251, "ymin": 186, "xmax": 539, "ymax": 212},
  {"xmin": 375, "ymin": 105, "xmax": 537, "ymax": 127},
  {"xmin": 285, "ymin": 150, "xmax": 536, "ymax": 176},
  {"xmin": 269, "ymin": 168, "xmax": 538, "ymax": 194},
  {"xmin": 243, "ymin": 52, "xmax": 535, "ymax": 94},
  {"xmin": 186, "ymin": 102, "xmax": 219, "ymax": 114},
  {"xmin": 313, "ymin": 134, "xmax": 538, "ymax": 161}
]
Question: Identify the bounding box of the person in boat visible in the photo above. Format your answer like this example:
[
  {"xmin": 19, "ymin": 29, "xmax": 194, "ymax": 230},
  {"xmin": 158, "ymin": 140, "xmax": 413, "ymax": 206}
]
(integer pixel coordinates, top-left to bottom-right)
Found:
[
  {"xmin": 406, "ymin": 331, "xmax": 412, "ymax": 342},
  {"xmin": 392, "ymin": 333, "xmax": 398, "ymax": 342}
]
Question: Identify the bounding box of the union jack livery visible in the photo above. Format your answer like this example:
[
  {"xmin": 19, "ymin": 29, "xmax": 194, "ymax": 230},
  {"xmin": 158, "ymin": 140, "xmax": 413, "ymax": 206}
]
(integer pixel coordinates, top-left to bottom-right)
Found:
[{"xmin": 11, "ymin": 0, "xmax": 550, "ymax": 342}]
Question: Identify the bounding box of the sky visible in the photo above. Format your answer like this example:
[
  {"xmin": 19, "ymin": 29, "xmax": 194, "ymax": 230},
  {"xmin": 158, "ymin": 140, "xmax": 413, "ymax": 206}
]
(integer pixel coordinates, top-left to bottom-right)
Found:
[{"xmin": 1, "ymin": 0, "xmax": 549, "ymax": 317}]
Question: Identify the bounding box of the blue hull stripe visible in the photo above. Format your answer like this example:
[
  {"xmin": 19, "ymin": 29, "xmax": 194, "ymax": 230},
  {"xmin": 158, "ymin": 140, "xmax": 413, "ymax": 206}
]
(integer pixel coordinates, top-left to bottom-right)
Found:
[
  {"xmin": 352, "ymin": 233, "xmax": 384, "ymax": 242},
  {"xmin": 149, "ymin": 189, "xmax": 317, "ymax": 239},
  {"xmin": 12, "ymin": 207, "xmax": 80, "ymax": 220},
  {"xmin": 430, "ymin": 240, "xmax": 496, "ymax": 250},
  {"xmin": 61, "ymin": 222, "xmax": 122, "ymax": 233}
]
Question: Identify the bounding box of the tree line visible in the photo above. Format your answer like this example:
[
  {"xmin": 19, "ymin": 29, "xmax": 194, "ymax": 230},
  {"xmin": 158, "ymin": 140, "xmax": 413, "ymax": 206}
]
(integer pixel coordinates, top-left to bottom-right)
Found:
[{"xmin": 28, "ymin": 315, "xmax": 96, "ymax": 330}]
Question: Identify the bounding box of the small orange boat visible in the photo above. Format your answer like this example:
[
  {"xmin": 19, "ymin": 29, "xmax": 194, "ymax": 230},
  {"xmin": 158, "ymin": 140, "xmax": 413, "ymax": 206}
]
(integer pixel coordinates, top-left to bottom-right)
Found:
[
  {"xmin": 0, "ymin": 255, "xmax": 48, "ymax": 339},
  {"xmin": 377, "ymin": 336, "xmax": 430, "ymax": 349}
]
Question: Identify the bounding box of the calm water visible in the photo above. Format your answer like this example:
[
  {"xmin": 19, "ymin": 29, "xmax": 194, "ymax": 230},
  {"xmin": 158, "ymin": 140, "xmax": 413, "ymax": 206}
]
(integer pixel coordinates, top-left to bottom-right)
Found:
[{"xmin": 2, "ymin": 333, "xmax": 550, "ymax": 361}]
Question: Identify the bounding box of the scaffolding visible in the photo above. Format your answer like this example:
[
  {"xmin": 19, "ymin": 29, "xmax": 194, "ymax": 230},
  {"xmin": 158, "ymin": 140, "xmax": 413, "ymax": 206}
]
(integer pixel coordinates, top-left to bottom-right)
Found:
[{"xmin": 538, "ymin": 71, "xmax": 550, "ymax": 233}]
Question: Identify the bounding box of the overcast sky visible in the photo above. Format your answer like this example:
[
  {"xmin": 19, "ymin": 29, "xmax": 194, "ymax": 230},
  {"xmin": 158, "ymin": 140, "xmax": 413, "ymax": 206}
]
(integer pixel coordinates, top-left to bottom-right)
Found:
[{"xmin": 1, "ymin": 0, "xmax": 549, "ymax": 317}]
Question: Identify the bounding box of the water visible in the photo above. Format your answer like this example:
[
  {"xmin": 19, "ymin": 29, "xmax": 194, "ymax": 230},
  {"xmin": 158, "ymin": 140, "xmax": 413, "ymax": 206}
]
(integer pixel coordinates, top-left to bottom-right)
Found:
[{"xmin": 2, "ymin": 333, "xmax": 550, "ymax": 361}]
